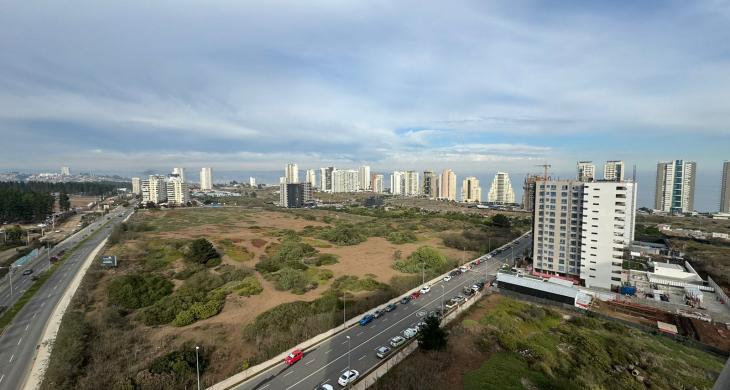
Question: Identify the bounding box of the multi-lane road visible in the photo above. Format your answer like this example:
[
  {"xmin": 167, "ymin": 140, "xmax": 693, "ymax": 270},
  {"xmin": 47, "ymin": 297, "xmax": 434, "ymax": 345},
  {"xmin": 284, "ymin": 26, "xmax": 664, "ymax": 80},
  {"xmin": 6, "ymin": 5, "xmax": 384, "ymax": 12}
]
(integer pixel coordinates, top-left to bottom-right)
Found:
[
  {"xmin": 0, "ymin": 206, "xmax": 133, "ymax": 390},
  {"xmin": 232, "ymin": 233, "xmax": 532, "ymax": 390}
]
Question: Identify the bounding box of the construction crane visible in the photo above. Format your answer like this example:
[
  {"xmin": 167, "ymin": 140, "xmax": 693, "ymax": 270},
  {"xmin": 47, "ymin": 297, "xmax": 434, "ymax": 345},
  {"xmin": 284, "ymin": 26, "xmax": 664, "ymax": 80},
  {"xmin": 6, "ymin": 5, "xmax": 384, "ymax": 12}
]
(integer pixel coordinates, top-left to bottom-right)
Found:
[{"xmin": 535, "ymin": 164, "xmax": 551, "ymax": 180}]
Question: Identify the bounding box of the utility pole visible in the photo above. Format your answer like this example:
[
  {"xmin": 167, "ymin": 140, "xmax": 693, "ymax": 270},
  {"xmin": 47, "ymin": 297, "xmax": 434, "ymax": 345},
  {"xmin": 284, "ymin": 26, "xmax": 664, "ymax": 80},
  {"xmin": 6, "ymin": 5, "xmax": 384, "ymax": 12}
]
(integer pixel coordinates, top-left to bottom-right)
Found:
[
  {"xmin": 195, "ymin": 346, "xmax": 200, "ymax": 390},
  {"xmin": 343, "ymin": 291, "xmax": 347, "ymax": 329}
]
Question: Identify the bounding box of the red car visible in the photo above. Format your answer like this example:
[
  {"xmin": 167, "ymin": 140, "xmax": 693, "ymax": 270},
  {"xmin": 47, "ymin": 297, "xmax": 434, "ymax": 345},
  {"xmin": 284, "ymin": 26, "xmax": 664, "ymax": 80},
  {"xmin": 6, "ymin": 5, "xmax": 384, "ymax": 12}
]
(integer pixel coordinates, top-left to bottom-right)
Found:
[
  {"xmin": 284, "ymin": 349, "xmax": 303, "ymax": 365},
  {"xmin": 410, "ymin": 291, "xmax": 421, "ymax": 300}
]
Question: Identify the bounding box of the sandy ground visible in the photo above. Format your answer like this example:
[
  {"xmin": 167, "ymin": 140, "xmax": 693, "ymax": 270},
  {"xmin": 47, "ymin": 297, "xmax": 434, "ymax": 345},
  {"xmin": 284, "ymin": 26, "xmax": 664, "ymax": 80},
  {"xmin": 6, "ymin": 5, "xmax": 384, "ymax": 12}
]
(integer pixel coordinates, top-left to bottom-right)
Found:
[{"xmin": 69, "ymin": 195, "xmax": 100, "ymax": 209}]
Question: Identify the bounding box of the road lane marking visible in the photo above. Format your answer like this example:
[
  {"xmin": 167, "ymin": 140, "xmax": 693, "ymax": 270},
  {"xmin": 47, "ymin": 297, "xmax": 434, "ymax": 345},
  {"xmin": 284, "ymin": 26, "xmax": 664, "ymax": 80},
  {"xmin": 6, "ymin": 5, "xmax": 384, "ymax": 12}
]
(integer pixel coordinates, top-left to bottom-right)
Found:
[
  {"xmin": 283, "ymin": 372, "xmax": 293, "ymax": 377},
  {"xmin": 17, "ymin": 338, "xmax": 22, "ymax": 345},
  {"xmin": 325, "ymin": 349, "xmax": 332, "ymax": 354},
  {"xmin": 305, "ymin": 359, "xmax": 315, "ymax": 365},
  {"xmin": 32, "ymin": 313, "xmax": 37, "ymax": 319},
  {"xmin": 25, "ymin": 324, "xmax": 29, "ymax": 331},
  {"xmin": 259, "ymin": 384, "xmax": 270, "ymax": 389},
  {"xmin": 356, "ymin": 332, "xmax": 363, "ymax": 337},
  {"xmin": 9, "ymin": 354, "xmax": 14, "ymax": 363},
  {"xmin": 358, "ymin": 355, "xmax": 366, "ymax": 361},
  {"xmin": 341, "ymin": 340, "xmax": 348, "ymax": 345},
  {"xmin": 0, "ymin": 374, "xmax": 4, "ymax": 384},
  {"xmin": 40, "ymin": 302, "xmax": 45, "ymax": 308}
]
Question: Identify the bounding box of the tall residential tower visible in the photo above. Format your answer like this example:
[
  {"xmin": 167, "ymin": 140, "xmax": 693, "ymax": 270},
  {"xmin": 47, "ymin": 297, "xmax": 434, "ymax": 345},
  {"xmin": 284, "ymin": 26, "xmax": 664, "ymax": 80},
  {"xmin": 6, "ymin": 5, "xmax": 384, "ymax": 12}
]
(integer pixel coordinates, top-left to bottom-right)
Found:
[
  {"xmin": 654, "ymin": 160, "xmax": 696, "ymax": 213},
  {"xmin": 487, "ymin": 172, "xmax": 515, "ymax": 204}
]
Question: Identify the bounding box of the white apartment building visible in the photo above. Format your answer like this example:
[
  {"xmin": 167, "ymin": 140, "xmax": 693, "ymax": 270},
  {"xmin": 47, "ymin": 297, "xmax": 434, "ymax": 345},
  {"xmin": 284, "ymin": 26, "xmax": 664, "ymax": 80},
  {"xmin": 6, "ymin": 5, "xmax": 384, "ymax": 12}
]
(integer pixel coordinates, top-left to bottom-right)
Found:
[
  {"xmin": 358, "ymin": 165, "xmax": 371, "ymax": 191},
  {"xmin": 371, "ymin": 174, "xmax": 384, "ymax": 193},
  {"xmin": 132, "ymin": 177, "xmax": 142, "ymax": 195},
  {"xmin": 142, "ymin": 175, "xmax": 168, "ymax": 204},
  {"xmin": 285, "ymin": 163, "xmax": 299, "ymax": 184},
  {"xmin": 577, "ymin": 161, "xmax": 596, "ymax": 182},
  {"xmin": 172, "ymin": 167, "xmax": 186, "ymax": 182},
  {"xmin": 200, "ymin": 167, "xmax": 213, "ymax": 191},
  {"xmin": 390, "ymin": 171, "xmax": 403, "ymax": 195},
  {"xmin": 404, "ymin": 171, "xmax": 419, "ymax": 196},
  {"xmin": 60, "ymin": 166, "xmax": 70, "ymax": 176},
  {"xmin": 305, "ymin": 169, "xmax": 316, "ymax": 186},
  {"xmin": 422, "ymin": 171, "xmax": 437, "ymax": 199},
  {"xmin": 603, "ymin": 160, "xmax": 625, "ymax": 181},
  {"xmin": 439, "ymin": 169, "xmax": 457, "ymax": 201},
  {"xmin": 722, "ymin": 161, "xmax": 730, "ymax": 213},
  {"xmin": 249, "ymin": 177, "xmax": 256, "ymax": 187},
  {"xmin": 166, "ymin": 176, "xmax": 190, "ymax": 205},
  {"xmin": 655, "ymin": 160, "xmax": 696, "ymax": 213},
  {"xmin": 487, "ymin": 172, "xmax": 515, "ymax": 204},
  {"xmin": 461, "ymin": 177, "xmax": 481, "ymax": 203},
  {"xmin": 332, "ymin": 169, "xmax": 359, "ymax": 193},
  {"xmin": 533, "ymin": 180, "xmax": 637, "ymax": 290},
  {"xmin": 320, "ymin": 167, "xmax": 335, "ymax": 192}
]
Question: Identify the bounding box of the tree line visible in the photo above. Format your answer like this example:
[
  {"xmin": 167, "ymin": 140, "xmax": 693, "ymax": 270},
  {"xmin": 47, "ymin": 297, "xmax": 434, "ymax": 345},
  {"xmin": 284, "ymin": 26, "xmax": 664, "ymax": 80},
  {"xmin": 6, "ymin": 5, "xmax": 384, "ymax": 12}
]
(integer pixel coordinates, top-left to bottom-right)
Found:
[
  {"xmin": 0, "ymin": 181, "xmax": 128, "ymax": 196},
  {"xmin": 0, "ymin": 187, "xmax": 55, "ymax": 223}
]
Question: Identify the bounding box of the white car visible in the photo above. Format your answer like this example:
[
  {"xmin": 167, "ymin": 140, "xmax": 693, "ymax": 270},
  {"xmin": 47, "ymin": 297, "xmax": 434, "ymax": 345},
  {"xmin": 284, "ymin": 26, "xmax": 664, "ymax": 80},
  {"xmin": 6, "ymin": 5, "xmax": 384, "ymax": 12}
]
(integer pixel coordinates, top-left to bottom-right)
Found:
[
  {"xmin": 443, "ymin": 275, "xmax": 452, "ymax": 282},
  {"xmin": 420, "ymin": 285, "xmax": 431, "ymax": 294},
  {"xmin": 390, "ymin": 335, "xmax": 406, "ymax": 347},
  {"xmin": 338, "ymin": 370, "xmax": 360, "ymax": 386},
  {"xmin": 316, "ymin": 385, "xmax": 334, "ymax": 390},
  {"xmin": 459, "ymin": 266, "xmax": 469, "ymax": 273},
  {"xmin": 403, "ymin": 327, "xmax": 418, "ymax": 339}
]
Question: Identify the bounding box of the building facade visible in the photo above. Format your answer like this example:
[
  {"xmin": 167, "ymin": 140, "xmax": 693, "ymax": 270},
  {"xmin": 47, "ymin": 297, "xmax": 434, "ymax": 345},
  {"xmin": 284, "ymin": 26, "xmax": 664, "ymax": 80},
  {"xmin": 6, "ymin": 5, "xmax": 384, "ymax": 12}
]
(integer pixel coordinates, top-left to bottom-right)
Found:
[
  {"xmin": 654, "ymin": 160, "xmax": 696, "ymax": 213},
  {"xmin": 439, "ymin": 169, "xmax": 457, "ymax": 201},
  {"xmin": 522, "ymin": 174, "xmax": 538, "ymax": 211},
  {"xmin": 532, "ymin": 180, "xmax": 637, "ymax": 290},
  {"xmin": 320, "ymin": 167, "xmax": 335, "ymax": 192},
  {"xmin": 132, "ymin": 177, "xmax": 142, "ymax": 195},
  {"xmin": 200, "ymin": 167, "xmax": 213, "ymax": 191},
  {"xmin": 603, "ymin": 160, "xmax": 625, "ymax": 181},
  {"xmin": 721, "ymin": 161, "xmax": 730, "ymax": 213},
  {"xmin": 371, "ymin": 174, "xmax": 384, "ymax": 193},
  {"xmin": 404, "ymin": 171, "xmax": 419, "ymax": 196},
  {"xmin": 390, "ymin": 171, "xmax": 404, "ymax": 195},
  {"xmin": 305, "ymin": 169, "xmax": 316, "ymax": 186},
  {"xmin": 332, "ymin": 169, "xmax": 359, "ymax": 193},
  {"xmin": 358, "ymin": 165, "xmax": 371, "ymax": 191},
  {"xmin": 249, "ymin": 177, "xmax": 256, "ymax": 187},
  {"xmin": 577, "ymin": 161, "xmax": 596, "ymax": 182},
  {"xmin": 487, "ymin": 172, "xmax": 516, "ymax": 204},
  {"xmin": 461, "ymin": 177, "xmax": 481, "ymax": 203},
  {"xmin": 166, "ymin": 176, "xmax": 190, "ymax": 205},
  {"xmin": 142, "ymin": 175, "xmax": 168, "ymax": 204},
  {"xmin": 285, "ymin": 163, "xmax": 299, "ymax": 184},
  {"xmin": 422, "ymin": 170, "xmax": 437, "ymax": 199},
  {"xmin": 60, "ymin": 166, "xmax": 70, "ymax": 176},
  {"xmin": 172, "ymin": 167, "xmax": 186, "ymax": 183},
  {"xmin": 280, "ymin": 182, "xmax": 313, "ymax": 208}
]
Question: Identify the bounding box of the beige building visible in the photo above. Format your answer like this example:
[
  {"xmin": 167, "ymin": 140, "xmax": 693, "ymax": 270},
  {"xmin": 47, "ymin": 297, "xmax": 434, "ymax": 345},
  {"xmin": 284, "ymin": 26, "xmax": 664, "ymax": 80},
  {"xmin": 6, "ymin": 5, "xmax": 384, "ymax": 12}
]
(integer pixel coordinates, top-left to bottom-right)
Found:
[
  {"xmin": 358, "ymin": 165, "xmax": 371, "ymax": 191},
  {"xmin": 603, "ymin": 160, "xmax": 625, "ymax": 181},
  {"xmin": 200, "ymin": 167, "xmax": 213, "ymax": 191},
  {"xmin": 487, "ymin": 172, "xmax": 515, "ymax": 204},
  {"xmin": 142, "ymin": 175, "xmax": 167, "ymax": 204},
  {"xmin": 131, "ymin": 177, "xmax": 142, "ymax": 195},
  {"xmin": 461, "ymin": 177, "xmax": 481, "ymax": 203},
  {"xmin": 577, "ymin": 161, "xmax": 596, "ymax": 182},
  {"xmin": 285, "ymin": 163, "xmax": 299, "ymax": 184},
  {"xmin": 371, "ymin": 174, "xmax": 384, "ymax": 193},
  {"xmin": 166, "ymin": 176, "xmax": 190, "ymax": 205},
  {"xmin": 439, "ymin": 169, "xmax": 457, "ymax": 201},
  {"xmin": 721, "ymin": 161, "xmax": 730, "ymax": 213}
]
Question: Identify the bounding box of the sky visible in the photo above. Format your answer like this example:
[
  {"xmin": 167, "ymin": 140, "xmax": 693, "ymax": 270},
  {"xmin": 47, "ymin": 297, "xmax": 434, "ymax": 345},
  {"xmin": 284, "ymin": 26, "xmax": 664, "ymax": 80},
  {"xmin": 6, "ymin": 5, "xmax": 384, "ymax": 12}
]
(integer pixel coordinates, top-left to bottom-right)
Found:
[{"xmin": 1, "ymin": 1, "xmax": 729, "ymax": 210}]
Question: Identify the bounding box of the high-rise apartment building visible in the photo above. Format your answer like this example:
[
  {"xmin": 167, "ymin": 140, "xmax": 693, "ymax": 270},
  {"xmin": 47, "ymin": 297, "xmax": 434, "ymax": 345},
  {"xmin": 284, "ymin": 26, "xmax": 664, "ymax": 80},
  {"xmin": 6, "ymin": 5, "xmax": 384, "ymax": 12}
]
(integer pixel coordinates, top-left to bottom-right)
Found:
[
  {"xmin": 285, "ymin": 163, "xmax": 299, "ymax": 184},
  {"xmin": 249, "ymin": 177, "xmax": 256, "ymax": 187},
  {"xmin": 577, "ymin": 161, "xmax": 596, "ymax": 182},
  {"xmin": 320, "ymin": 167, "xmax": 335, "ymax": 192},
  {"xmin": 280, "ymin": 182, "xmax": 313, "ymax": 208},
  {"xmin": 200, "ymin": 167, "xmax": 213, "ymax": 191},
  {"xmin": 371, "ymin": 174, "xmax": 384, "ymax": 193},
  {"xmin": 390, "ymin": 171, "xmax": 404, "ymax": 195},
  {"xmin": 533, "ymin": 180, "xmax": 637, "ymax": 290},
  {"xmin": 166, "ymin": 175, "xmax": 190, "ymax": 205},
  {"xmin": 404, "ymin": 171, "xmax": 419, "ymax": 196},
  {"xmin": 332, "ymin": 169, "xmax": 359, "ymax": 193},
  {"xmin": 131, "ymin": 177, "xmax": 142, "ymax": 195},
  {"xmin": 60, "ymin": 166, "xmax": 70, "ymax": 176},
  {"xmin": 358, "ymin": 166, "xmax": 371, "ymax": 191},
  {"xmin": 439, "ymin": 169, "xmax": 457, "ymax": 201},
  {"xmin": 603, "ymin": 160, "xmax": 625, "ymax": 181},
  {"xmin": 722, "ymin": 161, "xmax": 730, "ymax": 213},
  {"xmin": 487, "ymin": 172, "xmax": 515, "ymax": 204},
  {"xmin": 305, "ymin": 169, "xmax": 316, "ymax": 186},
  {"xmin": 654, "ymin": 160, "xmax": 696, "ymax": 214},
  {"xmin": 422, "ymin": 171, "xmax": 437, "ymax": 199},
  {"xmin": 142, "ymin": 175, "xmax": 168, "ymax": 204},
  {"xmin": 172, "ymin": 167, "xmax": 186, "ymax": 182},
  {"xmin": 522, "ymin": 174, "xmax": 538, "ymax": 211},
  {"xmin": 461, "ymin": 177, "xmax": 481, "ymax": 203}
]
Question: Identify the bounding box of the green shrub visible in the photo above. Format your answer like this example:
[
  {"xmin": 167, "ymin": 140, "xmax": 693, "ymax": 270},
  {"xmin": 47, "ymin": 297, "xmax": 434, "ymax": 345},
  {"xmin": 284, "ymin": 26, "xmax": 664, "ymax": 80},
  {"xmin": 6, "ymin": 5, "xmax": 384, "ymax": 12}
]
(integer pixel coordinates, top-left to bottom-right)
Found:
[
  {"xmin": 41, "ymin": 311, "xmax": 90, "ymax": 389},
  {"xmin": 107, "ymin": 274, "xmax": 173, "ymax": 309},
  {"xmin": 172, "ymin": 309, "xmax": 196, "ymax": 327},
  {"xmin": 386, "ymin": 230, "xmax": 417, "ymax": 244},
  {"xmin": 314, "ymin": 253, "xmax": 339, "ymax": 266},
  {"xmin": 237, "ymin": 276, "xmax": 263, "ymax": 296},
  {"xmin": 332, "ymin": 275, "xmax": 382, "ymax": 292},
  {"xmin": 186, "ymin": 238, "xmax": 220, "ymax": 266},
  {"xmin": 393, "ymin": 246, "xmax": 447, "ymax": 273},
  {"xmin": 267, "ymin": 268, "xmax": 313, "ymax": 294},
  {"xmin": 319, "ymin": 224, "xmax": 367, "ymax": 245}
]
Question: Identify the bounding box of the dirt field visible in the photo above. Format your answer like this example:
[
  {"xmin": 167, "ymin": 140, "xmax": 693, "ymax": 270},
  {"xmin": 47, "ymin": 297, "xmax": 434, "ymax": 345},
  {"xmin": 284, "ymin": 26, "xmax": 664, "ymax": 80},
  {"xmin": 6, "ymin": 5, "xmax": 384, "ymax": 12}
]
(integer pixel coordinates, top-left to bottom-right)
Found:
[{"xmin": 69, "ymin": 195, "xmax": 100, "ymax": 209}]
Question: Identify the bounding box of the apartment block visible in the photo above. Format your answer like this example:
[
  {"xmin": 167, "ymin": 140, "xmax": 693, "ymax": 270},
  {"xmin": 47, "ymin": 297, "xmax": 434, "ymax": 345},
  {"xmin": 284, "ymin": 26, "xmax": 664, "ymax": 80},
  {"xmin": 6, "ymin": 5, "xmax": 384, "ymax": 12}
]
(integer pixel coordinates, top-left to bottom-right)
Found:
[
  {"xmin": 721, "ymin": 161, "xmax": 730, "ymax": 213},
  {"xmin": 577, "ymin": 161, "xmax": 596, "ymax": 182},
  {"xmin": 603, "ymin": 160, "xmax": 625, "ymax": 181},
  {"xmin": 332, "ymin": 169, "xmax": 359, "ymax": 193},
  {"xmin": 132, "ymin": 177, "xmax": 142, "ymax": 195},
  {"xmin": 305, "ymin": 169, "xmax": 316, "ymax": 186},
  {"xmin": 285, "ymin": 163, "xmax": 299, "ymax": 184},
  {"xmin": 166, "ymin": 176, "xmax": 190, "ymax": 205},
  {"xmin": 172, "ymin": 167, "xmax": 186, "ymax": 183},
  {"xmin": 487, "ymin": 172, "xmax": 515, "ymax": 204},
  {"xmin": 280, "ymin": 182, "xmax": 313, "ymax": 208},
  {"xmin": 371, "ymin": 174, "xmax": 384, "ymax": 193},
  {"xmin": 654, "ymin": 160, "xmax": 696, "ymax": 213},
  {"xmin": 200, "ymin": 167, "xmax": 213, "ymax": 191},
  {"xmin": 142, "ymin": 175, "xmax": 168, "ymax": 204},
  {"xmin": 439, "ymin": 169, "xmax": 457, "ymax": 201},
  {"xmin": 522, "ymin": 174, "xmax": 538, "ymax": 211},
  {"xmin": 358, "ymin": 165, "xmax": 371, "ymax": 191},
  {"xmin": 320, "ymin": 167, "xmax": 335, "ymax": 192},
  {"xmin": 422, "ymin": 170, "xmax": 437, "ymax": 199},
  {"xmin": 461, "ymin": 177, "xmax": 481, "ymax": 203}
]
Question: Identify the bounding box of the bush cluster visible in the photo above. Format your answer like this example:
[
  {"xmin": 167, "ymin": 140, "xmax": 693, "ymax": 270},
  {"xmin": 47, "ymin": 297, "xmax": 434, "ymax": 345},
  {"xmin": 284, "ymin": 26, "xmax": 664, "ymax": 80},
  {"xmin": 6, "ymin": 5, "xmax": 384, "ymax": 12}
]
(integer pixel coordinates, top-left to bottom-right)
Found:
[
  {"xmin": 186, "ymin": 238, "xmax": 221, "ymax": 266},
  {"xmin": 393, "ymin": 246, "xmax": 448, "ymax": 273},
  {"xmin": 318, "ymin": 224, "xmax": 367, "ymax": 245},
  {"xmin": 107, "ymin": 274, "xmax": 173, "ymax": 309}
]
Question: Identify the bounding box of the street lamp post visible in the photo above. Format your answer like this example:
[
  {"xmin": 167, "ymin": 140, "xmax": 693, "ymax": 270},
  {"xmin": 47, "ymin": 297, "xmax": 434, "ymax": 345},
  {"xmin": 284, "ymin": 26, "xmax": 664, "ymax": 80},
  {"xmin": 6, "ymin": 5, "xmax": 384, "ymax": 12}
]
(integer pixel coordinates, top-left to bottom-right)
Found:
[
  {"xmin": 441, "ymin": 285, "xmax": 445, "ymax": 313},
  {"xmin": 195, "ymin": 346, "xmax": 200, "ymax": 390},
  {"xmin": 1, "ymin": 266, "xmax": 16, "ymax": 298}
]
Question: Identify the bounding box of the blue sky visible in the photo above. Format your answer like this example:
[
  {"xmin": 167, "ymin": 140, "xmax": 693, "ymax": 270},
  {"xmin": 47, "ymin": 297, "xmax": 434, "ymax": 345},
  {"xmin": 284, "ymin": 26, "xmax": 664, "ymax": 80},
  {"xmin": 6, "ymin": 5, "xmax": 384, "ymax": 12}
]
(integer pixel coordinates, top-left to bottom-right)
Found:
[{"xmin": 1, "ymin": 1, "xmax": 729, "ymax": 210}]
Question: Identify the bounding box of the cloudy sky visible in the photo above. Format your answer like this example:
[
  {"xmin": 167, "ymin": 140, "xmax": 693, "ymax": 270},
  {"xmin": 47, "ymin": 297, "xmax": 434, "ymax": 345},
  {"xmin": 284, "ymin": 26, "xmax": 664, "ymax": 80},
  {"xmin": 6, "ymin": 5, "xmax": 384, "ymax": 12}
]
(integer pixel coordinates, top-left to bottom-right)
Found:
[{"xmin": 1, "ymin": 1, "xmax": 729, "ymax": 208}]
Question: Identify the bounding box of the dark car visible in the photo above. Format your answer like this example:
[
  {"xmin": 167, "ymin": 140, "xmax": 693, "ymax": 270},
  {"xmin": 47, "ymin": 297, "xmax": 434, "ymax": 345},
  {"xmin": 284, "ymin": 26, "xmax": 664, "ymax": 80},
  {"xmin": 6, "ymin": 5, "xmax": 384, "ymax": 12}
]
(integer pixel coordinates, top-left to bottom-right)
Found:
[
  {"xmin": 359, "ymin": 314, "xmax": 375, "ymax": 326},
  {"xmin": 410, "ymin": 291, "xmax": 421, "ymax": 300},
  {"xmin": 400, "ymin": 296, "xmax": 411, "ymax": 304},
  {"xmin": 385, "ymin": 303, "xmax": 397, "ymax": 312},
  {"xmin": 373, "ymin": 309, "xmax": 385, "ymax": 318},
  {"xmin": 22, "ymin": 269, "xmax": 33, "ymax": 276}
]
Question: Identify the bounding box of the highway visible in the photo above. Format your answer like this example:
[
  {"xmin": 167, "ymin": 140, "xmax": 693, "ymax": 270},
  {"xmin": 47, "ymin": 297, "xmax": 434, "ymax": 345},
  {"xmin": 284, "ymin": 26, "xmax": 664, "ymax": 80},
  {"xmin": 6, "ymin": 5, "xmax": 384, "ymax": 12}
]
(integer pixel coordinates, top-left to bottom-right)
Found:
[
  {"xmin": 231, "ymin": 233, "xmax": 532, "ymax": 390},
  {"xmin": 0, "ymin": 206, "xmax": 133, "ymax": 390}
]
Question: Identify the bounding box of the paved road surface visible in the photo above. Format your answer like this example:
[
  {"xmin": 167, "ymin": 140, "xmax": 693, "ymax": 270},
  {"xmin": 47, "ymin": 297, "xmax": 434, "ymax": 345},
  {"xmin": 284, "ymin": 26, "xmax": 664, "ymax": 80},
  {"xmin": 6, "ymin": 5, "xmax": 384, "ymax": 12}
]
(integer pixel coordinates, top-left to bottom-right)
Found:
[
  {"xmin": 0, "ymin": 207, "xmax": 132, "ymax": 390},
  {"xmin": 231, "ymin": 233, "xmax": 532, "ymax": 390}
]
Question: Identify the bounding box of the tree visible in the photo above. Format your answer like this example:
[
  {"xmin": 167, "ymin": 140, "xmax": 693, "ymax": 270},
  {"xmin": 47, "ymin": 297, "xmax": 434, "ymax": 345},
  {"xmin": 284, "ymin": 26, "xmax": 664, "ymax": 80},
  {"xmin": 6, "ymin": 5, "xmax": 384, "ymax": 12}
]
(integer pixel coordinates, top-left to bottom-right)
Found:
[
  {"xmin": 186, "ymin": 238, "xmax": 220, "ymax": 266},
  {"xmin": 491, "ymin": 214, "xmax": 511, "ymax": 228},
  {"xmin": 59, "ymin": 192, "xmax": 71, "ymax": 211},
  {"xmin": 417, "ymin": 316, "xmax": 448, "ymax": 351},
  {"xmin": 6, "ymin": 225, "xmax": 24, "ymax": 243}
]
